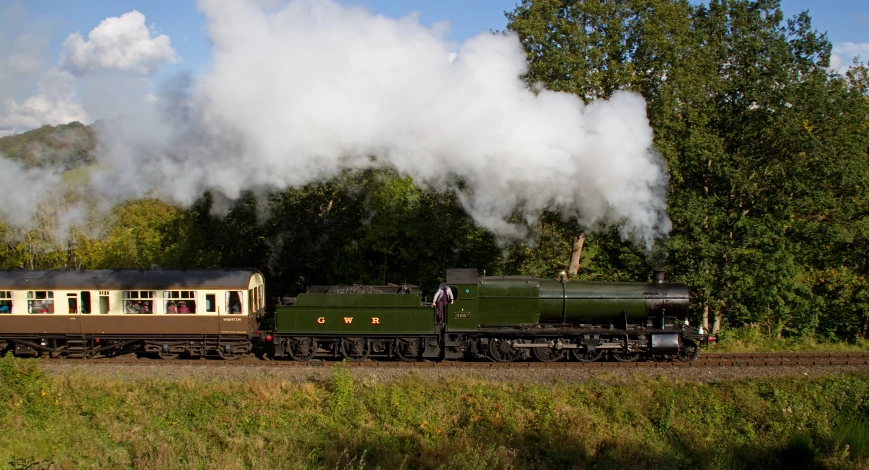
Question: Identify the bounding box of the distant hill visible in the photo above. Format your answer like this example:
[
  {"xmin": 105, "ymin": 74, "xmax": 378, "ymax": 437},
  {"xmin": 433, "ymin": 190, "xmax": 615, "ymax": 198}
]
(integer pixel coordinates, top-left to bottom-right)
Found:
[{"xmin": 0, "ymin": 121, "xmax": 96, "ymax": 170}]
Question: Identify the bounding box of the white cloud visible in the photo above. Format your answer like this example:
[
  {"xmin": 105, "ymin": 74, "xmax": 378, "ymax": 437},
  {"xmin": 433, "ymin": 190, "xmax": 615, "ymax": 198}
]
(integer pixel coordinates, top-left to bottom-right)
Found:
[
  {"xmin": 0, "ymin": 51, "xmax": 41, "ymax": 78},
  {"xmin": 0, "ymin": 10, "xmax": 176, "ymax": 135},
  {"xmin": 0, "ymin": 70, "xmax": 89, "ymax": 136},
  {"xmin": 830, "ymin": 42, "xmax": 869, "ymax": 73},
  {"xmin": 59, "ymin": 10, "xmax": 179, "ymax": 76}
]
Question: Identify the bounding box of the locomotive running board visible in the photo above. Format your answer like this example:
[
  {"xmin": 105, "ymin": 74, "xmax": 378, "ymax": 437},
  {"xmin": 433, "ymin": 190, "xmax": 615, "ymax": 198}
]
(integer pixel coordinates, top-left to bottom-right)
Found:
[{"xmin": 508, "ymin": 342, "xmax": 625, "ymax": 349}]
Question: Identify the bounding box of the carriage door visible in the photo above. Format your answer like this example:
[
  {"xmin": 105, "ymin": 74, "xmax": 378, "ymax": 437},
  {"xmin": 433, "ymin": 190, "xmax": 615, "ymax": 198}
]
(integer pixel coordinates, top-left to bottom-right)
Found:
[
  {"xmin": 66, "ymin": 293, "xmax": 79, "ymax": 314},
  {"xmin": 98, "ymin": 291, "xmax": 110, "ymax": 314},
  {"xmin": 220, "ymin": 291, "xmax": 246, "ymax": 335}
]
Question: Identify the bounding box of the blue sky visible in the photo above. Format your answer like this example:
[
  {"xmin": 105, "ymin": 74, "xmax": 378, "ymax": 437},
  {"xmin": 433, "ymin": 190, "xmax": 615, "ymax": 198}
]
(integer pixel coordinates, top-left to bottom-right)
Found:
[
  {"xmin": 0, "ymin": 0, "xmax": 866, "ymax": 136},
  {"xmin": 20, "ymin": 0, "xmax": 869, "ymax": 76}
]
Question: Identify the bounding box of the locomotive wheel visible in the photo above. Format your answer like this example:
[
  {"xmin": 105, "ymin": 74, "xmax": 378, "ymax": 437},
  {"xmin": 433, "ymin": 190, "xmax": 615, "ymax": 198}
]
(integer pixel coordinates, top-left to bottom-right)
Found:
[
  {"xmin": 677, "ymin": 339, "xmax": 699, "ymax": 362},
  {"xmin": 611, "ymin": 351, "xmax": 641, "ymax": 362},
  {"xmin": 488, "ymin": 338, "xmax": 524, "ymax": 362},
  {"xmin": 340, "ymin": 338, "xmax": 371, "ymax": 361},
  {"xmin": 286, "ymin": 337, "xmax": 316, "ymax": 361},
  {"xmin": 571, "ymin": 348, "xmax": 604, "ymax": 362},
  {"xmin": 531, "ymin": 338, "xmax": 566, "ymax": 362},
  {"xmin": 394, "ymin": 338, "xmax": 420, "ymax": 362}
]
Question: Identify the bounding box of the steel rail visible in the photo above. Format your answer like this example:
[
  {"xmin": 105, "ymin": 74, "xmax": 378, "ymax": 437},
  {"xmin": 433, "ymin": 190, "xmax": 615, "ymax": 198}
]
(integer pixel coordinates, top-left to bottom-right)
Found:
[{"xmin": 31, "ymin": 352, "xmax": 869, "ymax": 368}]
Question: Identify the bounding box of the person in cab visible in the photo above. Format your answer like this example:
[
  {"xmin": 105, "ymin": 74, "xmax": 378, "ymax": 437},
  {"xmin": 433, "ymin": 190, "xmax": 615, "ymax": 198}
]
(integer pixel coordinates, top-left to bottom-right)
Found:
[{"xmin": 431, "ymin": 282, "xmax": 454, "ymax": 323}]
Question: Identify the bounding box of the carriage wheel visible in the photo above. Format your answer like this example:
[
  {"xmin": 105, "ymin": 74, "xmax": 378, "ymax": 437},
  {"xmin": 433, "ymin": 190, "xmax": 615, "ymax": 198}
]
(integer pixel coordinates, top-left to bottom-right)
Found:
[
  {"xmin": 571, "ymin": 348, "xmax": 605, "ymax": 362},
  {"xmin": 286, "ymin": 337, "xmax": 316, "ymax": 361},
  {"xmin": 157, "ymin": 352, "xmax": 179, "ymax": 360},
  {"xmin": 218, "ymin": 349, "xmax": 242, "ymax": 360},
  {"xmin": 340, "ymin": 338, "xmax": 371, "ymax": 361},
  {"xmin": 531, "ymin": 338, "xmax": 566, "ymax": 362},
  {"xmin": 488, "ymin": 338, "xmax": 524, "ymax": 362},
  {"xmin": 394, "ymin": 338, "xmax": 421, "ymax": 362},
  {"xmin": 677, "ymin": 339, "xmax": 699, "ymax": 362}
]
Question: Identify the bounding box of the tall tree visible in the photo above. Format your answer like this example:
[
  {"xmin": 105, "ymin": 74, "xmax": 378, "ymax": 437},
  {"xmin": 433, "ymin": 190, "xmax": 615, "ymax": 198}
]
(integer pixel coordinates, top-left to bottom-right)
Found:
[{"xmin": 508, "ymin": 0, "xmax": 869, "ymax": 338}]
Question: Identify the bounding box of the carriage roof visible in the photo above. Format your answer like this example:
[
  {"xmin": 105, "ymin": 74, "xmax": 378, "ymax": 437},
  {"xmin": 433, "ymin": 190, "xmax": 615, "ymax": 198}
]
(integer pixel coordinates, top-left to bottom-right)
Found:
[{"xmin": 0, "ymin": 269, "xmax": 261, "ymax": 290}]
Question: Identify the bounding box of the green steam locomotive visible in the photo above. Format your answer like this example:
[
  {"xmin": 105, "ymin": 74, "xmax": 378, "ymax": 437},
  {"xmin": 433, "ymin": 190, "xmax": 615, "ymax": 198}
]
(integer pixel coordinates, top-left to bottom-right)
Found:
[{"xmin": 270, "ymin": 269, "xmax": 710, "ymax": 362}]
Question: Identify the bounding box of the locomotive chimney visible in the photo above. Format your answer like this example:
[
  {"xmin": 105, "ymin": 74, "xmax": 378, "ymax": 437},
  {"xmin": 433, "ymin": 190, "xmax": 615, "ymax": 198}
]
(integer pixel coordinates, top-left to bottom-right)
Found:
[{"xmin": 652, "ymin": 268, "xmax": 666, "ymax": 284}]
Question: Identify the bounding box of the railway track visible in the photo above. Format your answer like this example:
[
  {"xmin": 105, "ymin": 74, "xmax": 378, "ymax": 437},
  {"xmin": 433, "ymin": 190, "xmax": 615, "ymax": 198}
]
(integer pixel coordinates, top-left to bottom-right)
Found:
[{"xmin": 32, "ymin": 352, "xmax": 869, "ymax": 368}]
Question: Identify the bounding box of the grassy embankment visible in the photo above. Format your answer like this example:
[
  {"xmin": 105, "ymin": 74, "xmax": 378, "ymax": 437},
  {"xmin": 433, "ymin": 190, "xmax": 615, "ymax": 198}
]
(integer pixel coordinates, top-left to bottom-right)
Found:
[
  {"xmin": 2, "ymin": 356, "xmax": 869, "ymax": 469},
  {"xmin": 710, "ymin": 326, "xmax": 869, "ymax": 353}
]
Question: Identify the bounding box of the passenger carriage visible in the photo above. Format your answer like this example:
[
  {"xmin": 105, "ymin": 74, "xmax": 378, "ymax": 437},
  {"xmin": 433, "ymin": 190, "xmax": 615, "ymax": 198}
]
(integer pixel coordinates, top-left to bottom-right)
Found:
[{"xmin": 0, "ymin": 269, "xmax": 266, "ymax": 359}]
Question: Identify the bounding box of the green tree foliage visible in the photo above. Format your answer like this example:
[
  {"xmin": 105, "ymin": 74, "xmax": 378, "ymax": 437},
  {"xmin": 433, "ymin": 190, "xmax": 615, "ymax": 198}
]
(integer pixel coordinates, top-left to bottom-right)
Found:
[
  {"xmin": 265, "ymin": 168, "xmax": 501, "ymax": 296},
  {"xmin": 507, "ymin": 0, "xmax": 869, "ymax": 339},
  {"xmin": 75, "ymin": 199, "xmax": 185, "ymax": 269}
]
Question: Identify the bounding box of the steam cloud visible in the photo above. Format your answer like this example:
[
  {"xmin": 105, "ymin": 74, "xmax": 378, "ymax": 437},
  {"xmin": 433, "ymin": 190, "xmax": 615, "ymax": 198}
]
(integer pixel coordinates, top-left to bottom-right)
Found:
[
  {"xmin": 11, "ymin": 0, "xmax": 673, "ymax": 246},
  {"xmin": 0, "ymin": 156, "xmax": 62, "ymax": 227}
]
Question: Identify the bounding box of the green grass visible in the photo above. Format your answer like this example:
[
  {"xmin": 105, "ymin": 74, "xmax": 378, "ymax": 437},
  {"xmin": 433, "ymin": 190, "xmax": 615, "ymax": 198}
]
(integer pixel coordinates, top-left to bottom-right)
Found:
[
  {"xmin": 2, "ymin": 356, "xmax": 869, "ymax": 469},
  {"xmin": 710, "ymin": 326, "xmax": 869, "ymax": 353}
]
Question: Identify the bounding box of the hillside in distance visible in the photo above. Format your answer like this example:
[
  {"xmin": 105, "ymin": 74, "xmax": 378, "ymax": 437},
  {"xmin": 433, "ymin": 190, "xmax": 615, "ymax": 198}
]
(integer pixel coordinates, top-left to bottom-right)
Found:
[{"xmin": 0, "ymin": 121, "xmax": 97, "ymax": 170}]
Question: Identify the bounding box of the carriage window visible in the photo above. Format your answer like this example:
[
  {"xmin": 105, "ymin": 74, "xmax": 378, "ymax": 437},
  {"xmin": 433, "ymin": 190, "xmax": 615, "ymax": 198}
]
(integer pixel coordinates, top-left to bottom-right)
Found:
[
  {"xmin": 163, "ymin": 290, "xmax": 197, "ymax": 314},
  {"xmin": 80, "ymin": 291, "xmax": 91, "ymax": 314},
  {"xmin": 27, "ymin": 291, "xmax": 54, "ymax": 314},
  {"xmin": 226, "ymin": 291, "xmax": 243, "ymax": 314},
  {"xmin": 0, "ymin": 291, "xmax": 11, "ymax": 313},
  {"xmin": 123, "ymin": 291, "xmax": 155, "ymax": 314},
  {"xmin": 205, "ymin": 294, "xmax": 216, "ymax": 313},
  {"xmin": 67, "ymin": 293, "xmax": 78, "ymax": 314},
  {"xmin": 258, "ymin": 285, "xmax": 264, "ymax": 309},
  {"xmin": 249, "ymin": 289, "xmax": 254, "ymax": 314},
  {"xmin": 99, "ymin": 291, "xmax": 110, "ymax": 314}
]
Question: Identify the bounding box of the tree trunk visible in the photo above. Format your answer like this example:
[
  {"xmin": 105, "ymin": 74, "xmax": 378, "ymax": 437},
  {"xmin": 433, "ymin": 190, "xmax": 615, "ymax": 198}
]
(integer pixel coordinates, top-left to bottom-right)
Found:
[
  {"xmin": 567, "ymin": 232, "xmax": 586, "ymax": 276},
  {"xmin": 702, "ymin": 303, "xmax": 709, "ymax": 330},
  {"xmin": 712, "ymin": 307, "xmax": 721, "ymax": 334}
]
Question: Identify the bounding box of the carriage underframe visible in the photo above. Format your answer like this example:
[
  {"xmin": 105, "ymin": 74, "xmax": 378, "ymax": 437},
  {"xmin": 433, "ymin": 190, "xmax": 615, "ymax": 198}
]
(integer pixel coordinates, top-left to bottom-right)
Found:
[{"xmin": 0, "ymin": 334, "xmax": 253, "ymax": 360}]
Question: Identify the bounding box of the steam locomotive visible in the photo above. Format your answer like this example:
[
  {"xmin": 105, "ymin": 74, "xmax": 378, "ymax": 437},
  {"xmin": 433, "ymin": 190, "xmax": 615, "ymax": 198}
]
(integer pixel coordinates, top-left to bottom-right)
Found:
[
  {"xmin": 271, "ymin": 268, "xmax": 709, "ymax": 362},
  {"xmin": 0, "ymin": 268, "xmax": 710, "ymax": 362}
]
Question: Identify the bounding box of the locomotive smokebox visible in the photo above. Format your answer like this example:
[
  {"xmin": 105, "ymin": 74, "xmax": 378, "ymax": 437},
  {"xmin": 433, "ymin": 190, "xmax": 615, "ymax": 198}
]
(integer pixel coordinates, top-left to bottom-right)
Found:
[{"xmin": 652, "ymin": 268, "xmax": 666, "ymax": 284}]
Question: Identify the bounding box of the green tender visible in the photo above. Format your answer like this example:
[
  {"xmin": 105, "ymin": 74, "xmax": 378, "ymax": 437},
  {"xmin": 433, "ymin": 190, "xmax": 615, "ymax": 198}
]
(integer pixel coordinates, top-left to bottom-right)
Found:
[{"xmin": 275, "ymin": 293, "xmax": 436, "ymax": 335}]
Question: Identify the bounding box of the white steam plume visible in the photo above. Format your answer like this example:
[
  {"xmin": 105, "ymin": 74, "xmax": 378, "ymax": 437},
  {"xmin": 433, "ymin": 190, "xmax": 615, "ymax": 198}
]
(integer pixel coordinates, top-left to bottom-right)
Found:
[
  {"xmin": 90, "ymin": 0, "xmax": 671, "ymax": 246},
  {"xmin": 0, "ymin": 156, "xmax": 62, "ymax": 227}
]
